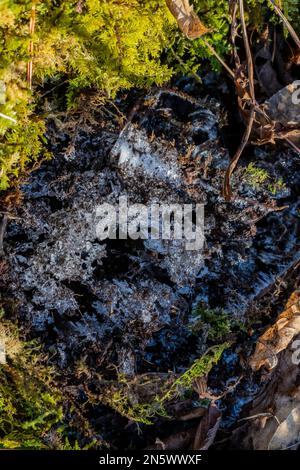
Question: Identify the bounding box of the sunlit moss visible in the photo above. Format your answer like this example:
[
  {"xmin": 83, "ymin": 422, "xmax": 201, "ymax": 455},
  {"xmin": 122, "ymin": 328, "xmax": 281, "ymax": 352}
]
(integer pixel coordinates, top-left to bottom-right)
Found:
[
  {"xmin": 0, "ymin": 315, "xmax": 63, "ymax": 448},
  {"xmin": 99, "ymin": 343, "xmax": 229, "ymax": 424}
]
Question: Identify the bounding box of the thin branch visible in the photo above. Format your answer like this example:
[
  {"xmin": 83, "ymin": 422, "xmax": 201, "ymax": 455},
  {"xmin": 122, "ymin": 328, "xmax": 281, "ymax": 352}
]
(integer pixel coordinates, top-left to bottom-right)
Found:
[
  {"xmin": 223, "ymin": 0, "xmax": 256, "ymax": 201},
  {"xmin": 0, "ymin": 215, "xmax": 8, "ymax": 257},
  {"xmin": 0, "ymin": 112, "xmax": 17, "ymax": 123},
  {"xmin": 282, "ymin": 439, "xmax": 300, "ymax": 450},
  {"xmin": 284, "ymin": 137, "xmax": 300, "ymax": 155},
  {"xmin": 268, "ymin": 0, "xmax": 300, "ymax": 49},
  {"xmin": 223, "ymin": 107, "xmax": 255, "ymax": 201},
  {"xmin": 203, "ymin": 39, "xmax": 235, "ymax": 78},
  {"xmin": 27, "ymin": 3, "xmax": 36, "ymax": 90},
  {"xmin": 238, "ymin": 412, "xmax": 280, "ymax": 425},
  {"xmin": 239, "ymin": 0, "xmax": 255, "ymax": 102},
  {"xmin": 230, "ymin": 0, "xmax": 240, "ymax": 69},
  {"xmin": 40, "ymin": 80, "xmax": 68, "ymax": 98}
]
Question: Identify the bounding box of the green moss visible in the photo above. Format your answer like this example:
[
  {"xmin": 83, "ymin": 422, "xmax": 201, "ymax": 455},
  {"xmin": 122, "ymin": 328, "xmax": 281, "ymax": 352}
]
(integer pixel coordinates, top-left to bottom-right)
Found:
[
  {"xmin": 0, "ymin": 0, "xmax": 176, "ymax": 190},
  {"xmin": 0, "ymin": 318, "xmax": 64, "ymax": 448},
  {"xmin": 275, "ymin": 0, "xmax": 300, "ymax": 33},
  {"xmin": 0, "ymin": 311, "xmax": 104, "ymax": 449},
  {"xmin": 244, "ymin": 164, "xmax": 287, "ymax": 195},
  {"xmin": 103, "ymin": 389, "xmax": 161, "ymax": 425},
  {"xmin": 268, "ymin": 177, "xmax": 286, "ymax": 194},
  {"xmin": 1, "ymin": 0, "xmax": 299, "ymax": 190},
  {"xmin": 190, "ymin": 305, "xmax": 232, "ymax": 341},
  {"xmin": 100, "ymin": 343, "xmax": 229, "ymax": 424},
  {"xmin": 160, "ymin": 343, "xmax": 229, "ymax": 402},
  {"xmin": 244, "ymin": 163, "xmax": 270, "ymax": 188},
  {"xmin": 61, "ymin": 437, "xmax": 97, "ymax": 450}
]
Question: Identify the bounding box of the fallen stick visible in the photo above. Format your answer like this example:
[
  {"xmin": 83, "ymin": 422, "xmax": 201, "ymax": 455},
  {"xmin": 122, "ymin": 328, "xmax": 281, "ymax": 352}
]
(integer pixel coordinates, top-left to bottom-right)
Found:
[
  {"xmin": 0, "ymin": 215, "xmax": 8, "ymax": 257},
  {"xmin": 27, "ymin": 3, "xmax": 36, "ymax": 90},
  {"xmin": 0, "ymin": 112, "xmax": 17, "ymax": 124},
  {"xmin": 223, "ymin": 0, "xmax": 256, "ymax": 200},
  {"xmin": 268, "ymin": 0, "xmax": 300, "ymax": 50},
  {"xmin": 223, "ymin": 107, "xmax": 255, "ymax": 200}
]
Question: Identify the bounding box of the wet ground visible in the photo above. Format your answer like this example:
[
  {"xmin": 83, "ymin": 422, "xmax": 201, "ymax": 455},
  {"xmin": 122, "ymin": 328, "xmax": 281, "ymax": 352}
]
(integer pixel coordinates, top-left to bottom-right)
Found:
[{"xmin": 1, "ymin": 77, "xmax": 300, "ymax": 449}]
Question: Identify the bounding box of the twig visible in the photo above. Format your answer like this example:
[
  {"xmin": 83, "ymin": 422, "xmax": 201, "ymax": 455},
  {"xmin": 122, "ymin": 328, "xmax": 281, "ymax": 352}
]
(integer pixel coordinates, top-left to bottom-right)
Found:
[
  {"xmin": 40, "ymin": 80, "xmax": 68, "ymax": 98},
  {"xmin": 99, "ymin": 105, "xmax": 122, "ymax": 121},
  {"xmin": 271, "ymin": 28, "xmax": 277, "ymax": 63},
  {"xmin": 203, "ymin": 39, "xmax": 235, "ymax": 78},
  {"xmin": 223, "ymin": 0, "xmax": 257, "ymax": 201},
  {"xmin": 0, "ymin": 214, "xmax": 8, "ymax": 257},
  {"xmin": 108, "ymin": 99, "xmax": 127, "ymax": 121},
  {"xmin": 268, "ymin": 0, "xmax": 300, "ymax": 50},
  {"xmin": 223, "ymin": 107, "xmax": 255, "ymax": 200},
  {"xmin": 27, "ymin": 3, "xmax": 36, "ymax": 90},
  {"xmin": 284, "ymin": 137, "xmax": 300, "ymax": 155},
  {"xmin": 238, "ymin": 412, "xmax": 280, "ymax": 425},
  {"xmin": 0, "ymin": 112, "xmax": 17, "ymax": 123},
  {"xmin": 282, "ymin": 439, "xmax": 300, "ymax": 450},
  {"xmin": 239, "ymin": 0, "xmax": 255, "ymax": 102},
  {"xmin": 230, "ymin": 0, "xmax": 240, "ymax": 69}
]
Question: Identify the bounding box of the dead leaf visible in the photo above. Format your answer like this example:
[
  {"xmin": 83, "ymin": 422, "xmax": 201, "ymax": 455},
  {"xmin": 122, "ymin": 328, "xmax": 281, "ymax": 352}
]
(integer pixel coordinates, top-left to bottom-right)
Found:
[
  {"xmin": 165, "ymin": 0, "xmax": 209, "ymax": 39},
  {"xmin": 193, "ymin": 404, "xmax": 222, "ymax": 450},
  {"xmin": 268, "ymin": 406, "xmax": 300, "ymax": 450},
  {"xmin": 231, "ymin": 335, "xmax": 300, "ymax": 450},
  {"xmin": 146, "ymin": 405, "xmax": 221, "ymax": 450},
  {"xmin": 249, "ymin": 290, "xmax": 300, "ymax": 371},
  {"xmin": 173, "ymin": 402, "xmax": 207, "ymax": 421}
]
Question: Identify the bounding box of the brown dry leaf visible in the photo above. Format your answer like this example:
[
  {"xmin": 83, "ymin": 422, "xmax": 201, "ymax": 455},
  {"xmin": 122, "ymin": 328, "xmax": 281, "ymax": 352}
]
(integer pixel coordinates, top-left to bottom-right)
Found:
[
  {"xmin": 146, "ymin": 405, "xmax": 220, "ymax": 450},
  {"xmin": 231, "ymin": 335, "xmax": 300, "ymax": 450},
  {"xmin": 193, "ymin": 404, "xmax": 222, "ymax": 450},
  {"xmin": 293, "ymin": 51, "xmax": 300, "ymax": 65},
  {"xmin": 249, "ymin": 290, "xmax": 300, "ymax": 371},
  {"xmin": 165, "ymin": 0, "xmax": 209, "ymax": 39},
  {"xmin": 172, "ymin": 400, "xmax": 207, "ymax": 421},
  {"xmin": 268, "ymin": 406, "xmax": 300, "ymax": 450}
]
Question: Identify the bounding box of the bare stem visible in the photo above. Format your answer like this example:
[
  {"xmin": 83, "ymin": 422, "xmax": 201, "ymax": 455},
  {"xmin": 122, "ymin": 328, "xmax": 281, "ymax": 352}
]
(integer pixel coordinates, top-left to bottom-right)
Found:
[
  {"xmin": 203, "ymin": 39, "xmax": 235, "ymax": 78},
  {"xmin": 268, "ymin": 0, "xmax": 300, "ymax": 49}
]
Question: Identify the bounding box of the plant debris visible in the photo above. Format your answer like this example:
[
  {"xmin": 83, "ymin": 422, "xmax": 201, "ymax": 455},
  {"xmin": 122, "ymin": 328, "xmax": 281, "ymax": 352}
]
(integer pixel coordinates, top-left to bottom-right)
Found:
[{"xmin": 249, "ymin": 290, "xmax": 300, "ymax": 371}]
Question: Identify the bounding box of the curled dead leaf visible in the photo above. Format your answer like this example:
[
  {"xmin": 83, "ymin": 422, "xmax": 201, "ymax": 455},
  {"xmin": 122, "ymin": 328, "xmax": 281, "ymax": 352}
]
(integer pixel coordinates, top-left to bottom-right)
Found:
[
  {"xmin": 232, "ymin": 335, "xmax": 300, "ymax": 450},
  {"xmin": 146, "ymin": 404, "xmax": 221, "ymax": 450},
  {"xmin": 268, "ymin": 406, "xmax": 300, "ymax": 450},
  {"xmin": 193, "ymin": 404, "xmax": 222, "ymax": 450},
  {"xmin": 249, "ymin": 290, "xmax": 300, "ymax": 371},
  {"xmin": 165, "ymin": 0, "xmax": 209, "ymax": 39}
]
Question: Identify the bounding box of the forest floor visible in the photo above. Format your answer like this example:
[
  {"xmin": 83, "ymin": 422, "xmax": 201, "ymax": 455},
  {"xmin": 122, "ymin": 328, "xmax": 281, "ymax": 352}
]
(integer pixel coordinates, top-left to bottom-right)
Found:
[{"xmin": 1, "ymin": 71, "xmax": 300, "ymax": 450}]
